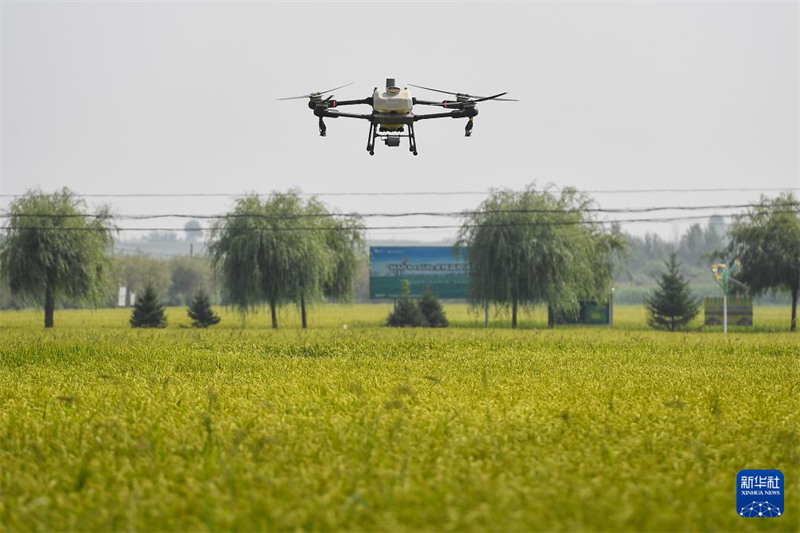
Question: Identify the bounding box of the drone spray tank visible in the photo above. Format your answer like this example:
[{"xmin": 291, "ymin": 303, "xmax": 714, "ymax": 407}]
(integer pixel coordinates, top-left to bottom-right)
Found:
[
  {"xmin": 370, "ymin": 78, "xmax": 414, "ymax": 148},
  {"xmin": 373, "ymin": 78, "xmax": 413, "ymax": 116}
]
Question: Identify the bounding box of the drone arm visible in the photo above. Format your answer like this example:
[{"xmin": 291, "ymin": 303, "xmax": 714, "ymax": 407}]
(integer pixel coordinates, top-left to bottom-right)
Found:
[
  {"xmin": 413, "ymin": 108, "xmax": 478, "ymax": 121},
  {"xmin": 413, "ymin": 111, "xmax": 459, "ymax": 121},
  {"xmin": 331, "ymin": 111, "xmax": 373, "ymax": 120},
  {"xmin": 413, "ymin": 98, "xmax": 464, "ymax": 109},
  {"xmin": 307, "ymin": 98, "xmax": 371, "ymax": 111},
  {"xmin": 329, "ymin": 98, "xmax": 372, "ymax": 107},
  {"xmin": 314, "ymin": 107, "xmax": 372, "ymax": 120}
]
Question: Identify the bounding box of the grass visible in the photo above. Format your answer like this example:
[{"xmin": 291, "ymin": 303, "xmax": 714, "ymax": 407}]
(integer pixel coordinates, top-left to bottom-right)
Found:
[
  {"xmin": 0, "ymin": 304, "xmax": 798, "ymax": 531},
  {"xmin": 0, "ymin": 302, "xmax": 795, "ymax": 331}
]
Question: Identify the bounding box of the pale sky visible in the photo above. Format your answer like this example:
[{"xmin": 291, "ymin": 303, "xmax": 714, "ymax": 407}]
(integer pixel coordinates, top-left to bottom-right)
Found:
[{"xmin": 2, "ymin": 1, "xmax": 798, "ymax": 243}]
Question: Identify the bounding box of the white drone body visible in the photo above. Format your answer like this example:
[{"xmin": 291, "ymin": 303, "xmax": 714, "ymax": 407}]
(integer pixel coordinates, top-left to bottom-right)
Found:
[
  {"xmin": 373, "ymin": 86, "xmax": 413, "ymax": 114},
  {"xmin": 279, "ymin": 77, "xmax": 515, "ymax": 155},
  {"xmin": 373, "ymin": 81, "xmax": 413, "ymax": 132}
]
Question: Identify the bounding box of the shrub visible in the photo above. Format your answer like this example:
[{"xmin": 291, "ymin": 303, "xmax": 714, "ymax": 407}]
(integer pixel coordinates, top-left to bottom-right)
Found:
[
  {"xmin": 187, "ymin": 290, "xmax": 220, "ymax": 328},
  {"xmin": 387, "ymin": 296, "xmax": 426, "ymax": 327},
  {"xmin": 644, "ymin": 252, "xmax": 700, "ymax": 331},
  {"xmin": 130, "ymin": 284, "xmax": 167, "ymax": 328},
  {"xmin": 419, "ymin": 289, "xmax": 449, "ymax": 327}
]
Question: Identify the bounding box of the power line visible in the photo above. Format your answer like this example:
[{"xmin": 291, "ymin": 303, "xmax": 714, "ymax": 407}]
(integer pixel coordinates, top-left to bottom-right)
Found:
[
  {"xmin": 2, "ymin": 202, "xmax": 797, "ymax": 221},
  {"xmin": 5, "ymin": 211, "xmax": 798, "ymax": 233},
  {"xmin": 0, "ymin": 187, "xmax": 794, "ymax": 199}
]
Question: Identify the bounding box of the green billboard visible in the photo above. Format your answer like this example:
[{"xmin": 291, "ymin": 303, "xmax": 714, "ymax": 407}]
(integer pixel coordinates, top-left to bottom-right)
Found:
[
  {"xmin": 704, "ymin": 296, "xmax": 753, "ymax": 326},
  {"xmin": 369, "ymin": 246, "xmax": 469, "ymax": 299},
  {"xmin": 553, "ymin": 300, "xmax": 613, "ymax": 326}
]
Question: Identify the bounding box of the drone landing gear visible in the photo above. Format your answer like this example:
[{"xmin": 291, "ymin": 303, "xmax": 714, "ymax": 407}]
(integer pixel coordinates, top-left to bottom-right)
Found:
[
  {"xmin": 465, "ymin": 117, "xmax": 474, "ymax": 137},
  {"xmin": 366, "ymin": 122, "xmax": 418, "ymax": 156},
  {"xmin": 318, "ymin": 117, "xmax": 327, "ymax": 137},
  {"xmin": 366, "ymin": 122, "xmax": 377, "ymax": 155},
  {"xmin": 408, "ymin": 123, "xmax": 418, "ymax": 155}
]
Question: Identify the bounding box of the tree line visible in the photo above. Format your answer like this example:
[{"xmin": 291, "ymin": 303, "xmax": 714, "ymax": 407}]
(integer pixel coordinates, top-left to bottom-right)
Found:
[{"xmin": 1, "ymin": 186, "xmax": 798, "ymax": 330}]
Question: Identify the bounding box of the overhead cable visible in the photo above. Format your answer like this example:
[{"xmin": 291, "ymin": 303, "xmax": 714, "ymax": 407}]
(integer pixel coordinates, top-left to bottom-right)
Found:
[
  {"xmin": 5, "ymin": 211, "xmax": 800, "ymax": 233},
  {"xmin": 0, "ymin": 186, "xmax": 794, "ymax": 199},
  {"xmin": 2, "ymin": 202, "xmax": 798, "ymax": 221}
]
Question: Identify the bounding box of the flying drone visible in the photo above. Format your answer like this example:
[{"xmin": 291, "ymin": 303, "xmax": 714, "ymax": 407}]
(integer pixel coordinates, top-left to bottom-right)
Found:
[{"xmin": 278, "ymin": 78, "xmax": 516, "ymax": 156}]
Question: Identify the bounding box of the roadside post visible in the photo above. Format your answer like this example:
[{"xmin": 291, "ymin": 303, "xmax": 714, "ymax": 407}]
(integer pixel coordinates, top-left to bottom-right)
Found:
[{"xmin": 710, "ymin": 260, "xmax": 744, "ymax": 334}]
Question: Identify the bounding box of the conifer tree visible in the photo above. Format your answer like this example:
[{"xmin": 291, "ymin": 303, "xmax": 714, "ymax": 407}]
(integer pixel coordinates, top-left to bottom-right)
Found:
[
  {"xmin": 187, "ymin": 290, "xmax": 220, "ymax": 328},
  {"xmin": 387, "ymin": 296, "xmax": 426, "ymax": 327},
  {"xmin": 130, "ymin": 284, "xmax": 167, "ymax": 328},
  {"xmin": 387, "ymin": 280, "xmax": 425, "ymax": 327},
  {"xmin": 419, "ymin": 288, "xmax": 449, "ymax": 327},
  {"xmin": 644, "ymin": 252, "xmax": 700, "ymax": 331}
]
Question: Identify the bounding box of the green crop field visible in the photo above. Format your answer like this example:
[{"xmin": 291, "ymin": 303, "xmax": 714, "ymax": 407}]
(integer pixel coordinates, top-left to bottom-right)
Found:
[{"xmin": 1, "ymin": 305, "xmax": 798, "ymax": 532}]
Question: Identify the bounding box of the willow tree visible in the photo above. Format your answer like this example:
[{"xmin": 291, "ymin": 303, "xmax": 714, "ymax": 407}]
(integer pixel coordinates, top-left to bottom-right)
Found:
[
  {"xmin": 321, "ymin": 214, "xmax": 366, "ymax": 302},
  {"xmin": 208, "ymin": 191, "xmax": 363, "ymax": 329},
  {"xmin": 458, "ymin": 185, "xmax": 624, "ymax": 328},
  {"xmin": 279, "ymin": 195, "xmax": 337, "ymax": 329},
  {"xmin": 727, "ymin": 192, "xmax": 800, "ymax": 331},
  {"xmin": 0, "ymin": 188, "xmax": 115, "ymax": 327}
]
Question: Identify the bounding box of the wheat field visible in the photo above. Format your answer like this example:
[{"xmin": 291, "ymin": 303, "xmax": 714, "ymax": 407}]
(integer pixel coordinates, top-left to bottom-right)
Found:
[{"xmin": 0, "ymin": 305, "xmax": 797, "ymax": 531}]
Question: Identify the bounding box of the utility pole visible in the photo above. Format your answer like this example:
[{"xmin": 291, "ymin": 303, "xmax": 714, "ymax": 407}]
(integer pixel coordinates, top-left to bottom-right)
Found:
[{"xmin": 711, "ymin": 260, "xmax": 743, "ymax": 333}]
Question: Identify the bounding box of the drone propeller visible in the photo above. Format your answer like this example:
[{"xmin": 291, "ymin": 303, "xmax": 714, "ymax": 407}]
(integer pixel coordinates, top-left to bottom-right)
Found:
[
  {"xmin": 472, "ymin": 92, "xmax": 511, "ymax": 103},
  {"xmin": 409, "ymin": 83, "xmax": 518, "ymax": 102},
  {"xmin": 420, "ymin": 93, "xmax": 513, "ymax": 109},
  {"xmin": 277, "ymin": 82, "xmax": 354, "ymax": 101}
]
